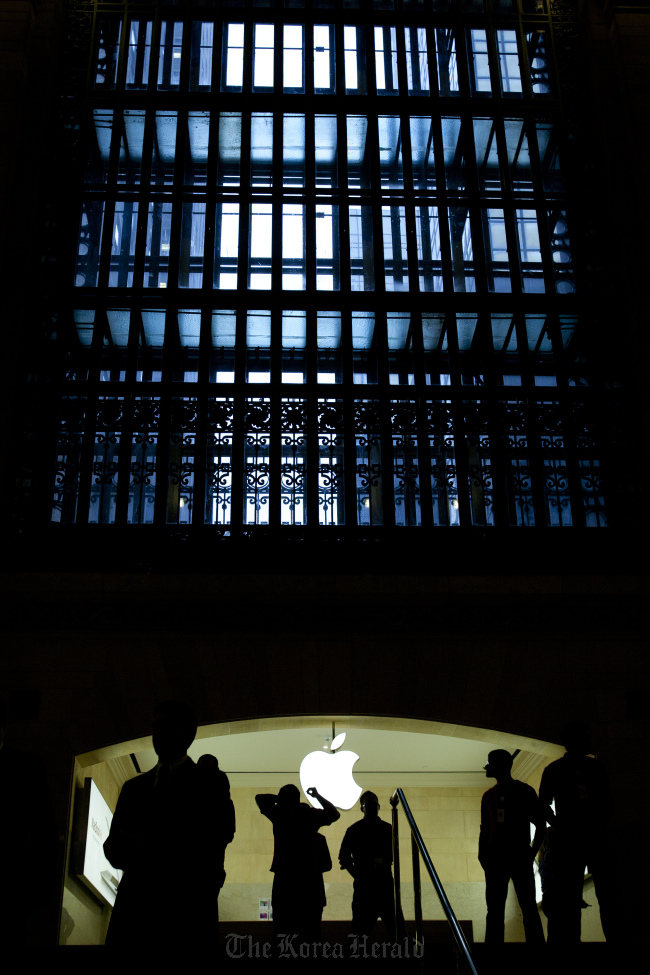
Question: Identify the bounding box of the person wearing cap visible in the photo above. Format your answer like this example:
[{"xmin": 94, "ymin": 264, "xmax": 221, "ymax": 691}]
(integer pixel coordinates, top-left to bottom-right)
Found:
[{"xmin": 479, "ymin": 749, "xmax": 546, "ymax": 944}]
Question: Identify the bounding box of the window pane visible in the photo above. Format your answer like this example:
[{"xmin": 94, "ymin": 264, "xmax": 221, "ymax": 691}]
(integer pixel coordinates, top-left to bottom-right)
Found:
[
  {"xmin": 217, "ymin": 113, "xmax": 242, "ymax": 189},
  {"xmin": 283, "ymin": 114, "xmax": 305, "ymax": 188},
  {"xmin": 375, "ymin": 26, "xmax": 398, "ymax": 94},
  {"xmin": 345, "ymin": 26, "xmax": 366, "ymax": 93},
  {"xmin": 249, "ymin": 204, "xmax": 273, "ymax": 290},
  {"xmin": 118, "ymin": 110, "xmax": 145, "ymax": 185},
  {"xmin": 190, "ymin": 22, "xmax": 213, "ymax": 91},
  {"xmin": 497, "ymin": 30, "xmax": 522, "ymax": 95},
  {"xmin": 347, "ymin": 115, "xmax": 369, "ymax": 189},
  {"xmin": 442, "ymin": 117, "xmax": 467, "ymax": 191},
  {"xmin": 316, "ymin": 204, "xmax": 340, "ymax": 291},
  {"xmin": 474, "ymin": 118, "xmax": 501, "ymax": 192},
  {"xmin": 434, "ymin": 28, "xmax": 459, "ymax": 96},
  {"xmin": 468, "ymin": 29, "xmax": 491, "ymax": 95},
  {"xmin": 215, "ymin": 203, "xmax": 240, "ymax": 289},
  {"xmin": 505, "ymin": 120, "xmax": 533, "ymax": 192},
  {"xmin": 179, "ymin": 203, "xmax": 205, "ymax": 288},
  {"xmin": 349, "ymin": 206, "xmax": 375, "ymax": 291},
  {"xmin": 144, "ymin": 202, "xmax": 172, "ymax": 289},
  {"xmin": 185, "ymin": 112, "xmax": 210, "ymax": 187},
  {"xmin": 410, "ymin": 117, "xmax": 436, "ymax": 191},
  {"xmin": 251, "ymin": 113, "xmax": 273, "ymax": 187},
  {"xmin": 284, "ymin": 25, "xmax": 304, "ymax": 91},
  {"xmin": 405, "ymin": 27, "xmax": 430, "ymax": 94},
  {"xmin": 151, "ymin": 111, "xmax": 177, "ymax": 185},
  {"xmin": 485, "ymin": 208, "xmax": 511, "ymax": 293},
  {"xmin": 283, "ymin": 204, "xmax": 306, "ymax": 290},
  {"xmin": 416, "ymin": 206, "xmax": 443, "ymax": 292},
  {"xmin": 315, "ymin": 115, "xmax": 337, "ymax": 189},
  {"xmin": 75, "ymin": 201, "xmax": 105, "ymax": 287},
  {"xmin": 517, "ymin": 209, "xmax": 544, "ymax": 293},
  {"xmin": 254, "ymin": 24, "xmax": 275, "ymax": 89},
  {"xmin": 109, "ymin": 202, "xmax": 138, "ymax": 287},
  {"xmin": 383, "ymin": 206, "xmax": 408, "ymax": 291},
  {"xmin": 246, "ymin": 314, "xmax": 271, "ymax": 383},
  {"xmin": 158, "ymin": 22, "xmax": 183, "ymax": 91},
  {"xmin": 352, "ymin": 312, "xmax": 377, "ymax": 384},
  {"xmin": 378, "ymin": 116, "xmax": 403, "ymax": 189},
  {"xmin": 126, "ymin": 20, "xmax": 152, "ymax": 89},
  {"xmin": 314, "ymin": 25, "xmax": 335, "ymax": 93},
  {"xmin": 223, "ymin": 24, "xmax": 244, "ymax": 90},
  {"xmin": 449, "ymin": 208, "xmax": 475, "ymax": 293}
]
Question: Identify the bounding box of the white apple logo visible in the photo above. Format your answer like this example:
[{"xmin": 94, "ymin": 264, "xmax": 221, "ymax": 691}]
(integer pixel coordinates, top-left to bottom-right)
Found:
[{"xmin": 299, "ymin": 732, "xmax": 363, "ymax": 810}]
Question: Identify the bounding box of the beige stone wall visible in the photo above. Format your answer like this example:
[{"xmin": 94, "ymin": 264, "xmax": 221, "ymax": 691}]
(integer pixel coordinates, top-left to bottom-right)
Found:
[
  {"xmin": 221, "ymin": 784, "xmax": 526, "ymax": 943},
  {"xmin": 60, "ymin": 771, "xmax": 607, "ymax": 943},
  {"xmin": 220, "ymin": 783, "xmax": 606, "ymax": 943}
]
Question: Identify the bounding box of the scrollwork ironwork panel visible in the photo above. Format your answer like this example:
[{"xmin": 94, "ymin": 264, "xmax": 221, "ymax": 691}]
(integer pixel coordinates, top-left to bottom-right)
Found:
[
  {"xmin": 502, "ymin": 401, "xmax": 534, "ymax": 527},
  {"xmin": 51, "ymin": 399, "xmax": 87, "ymax": 524},
  {"xmin": 537, "ymin": 401, "xmax": 572, "ymax": 526},
  {"xmin": 167, "ymin": 399, "xmax": 197, "ymax": 525},
  {"xmin": 463, "ymin": 401, "xmax": 494, "ymax": 527},
  {"xmin": 428, "ymin": 401, "xmax": 459, "ymax": 527},
  {"xmin": 391, "ymin": 402, "xmax": 420, "ymax": 527},
  {"xmin": 281, "ymin": 399, "xmax": 307, "ymax": 526},
  {"xmin": 318, "ymin": 400, "xmax": 345, "ymax": 527},
  {"xmin": 206, "ymin": 399, "xmax": 234, "ymax": 526},
  {"xmin": 355, "ymin": 401, "xmax": 383, "ymax": 527},
  {"xmin": 128, "ymin": 399, "xmax": 160, "ymax": 525},
  {"xmin": 245, "ymin": 398, "xmax": 271, "ymax": 526}
]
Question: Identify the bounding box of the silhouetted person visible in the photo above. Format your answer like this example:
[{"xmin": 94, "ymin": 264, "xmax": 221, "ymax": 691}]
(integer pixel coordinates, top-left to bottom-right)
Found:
[
  {"xmin": 339, "ymin": 791, "xmax": 396, "ymax": 940},
  {"xmin": 0, "ymin": 699, "xmax": 58, "ymax": 945},
  {"xmin": 538, "ymin": 722, "xmax": 617, "ymax": 943},
  {"xmin": 479, "ymin": 749, "xmax": 545, "ymax": 944},
  {"xmin": 103, "ymin": 701, "xmax": 234, "ymax": 947},
  {"xmin": 256, "ymin": 784, "xmax": 339, "ymax": 946},
  {"xmin": 197, "ymin": 753, "xmax": 236, "ymax": 889}
]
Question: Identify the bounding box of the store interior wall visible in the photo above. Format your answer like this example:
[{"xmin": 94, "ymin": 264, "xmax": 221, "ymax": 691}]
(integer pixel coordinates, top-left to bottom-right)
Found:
[{"xmin": 60, "ymin": 747, "xmax": 606, "ymax": 945}]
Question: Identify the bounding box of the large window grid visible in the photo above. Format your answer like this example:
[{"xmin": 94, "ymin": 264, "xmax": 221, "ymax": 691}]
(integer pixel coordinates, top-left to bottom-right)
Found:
[{"xmin": 59, "ymin": 1, "xmax": 605, "ymax": 533}]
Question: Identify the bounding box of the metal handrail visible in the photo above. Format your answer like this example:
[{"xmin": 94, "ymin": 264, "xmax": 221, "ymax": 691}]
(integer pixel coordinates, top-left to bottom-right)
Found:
[{"xmin": 391, "ymin": 788, "xmax": 479, "ymax": 975}]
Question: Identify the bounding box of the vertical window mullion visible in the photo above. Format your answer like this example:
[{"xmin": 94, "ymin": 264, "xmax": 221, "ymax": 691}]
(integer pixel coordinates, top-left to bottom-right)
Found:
[
  {"xmin": 192, "ymin": 309, "xmax": 211, "ymax": 522},
  {"xmin": 229, "ymin": 315, "xmax": 247, "ymax": 531},
  {"xmin": 305, "ymin": 113, "xmax": 317, "ymax": 293},
  {"xmin": 304, "ymin": 22, "xmax": 314, "ymax": 95},
  {"xmin": 237, "ymin": 109, "xmax": 252, "ymax": 292},
  {"xmin": 242, "ymin": 21, "xmax": 254, "ymax": 97},
  {"xmin": 337, "ymin": 109, "xmax": 351, "ymax": 295},
  {"xmin": 269, "ymin": 310, "xmax": 282, "ymax": 528},
  {"xmin": 341, "ymin": 309, "xmax": 358, "ymax": 528},
  {"xmin": 272, "ymin": 109, "xmax": 283, "ymax": 292}
]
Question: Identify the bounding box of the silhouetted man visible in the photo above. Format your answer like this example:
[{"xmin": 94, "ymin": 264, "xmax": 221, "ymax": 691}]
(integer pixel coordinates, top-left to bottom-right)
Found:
[
  {"xmin": 339, "ymin": 791, "xmax": 396, "ymax": 940},
  {"xmin": 197, "ymin": 753, "xmax": 236, "ymax": 889},
  {"xmin": 256, "ymin": 784, "xmax": 339, "ymax": 946},
  {"xmin": 479, "ymin": 749, "xmax": 545, "ymax": 944},
  {"xmin": 538, "ymin": 722, "xmax": 617, "ymax": 943},
  {"xmin": 104, "ymin": 701, "xmax": 234, "ymax": 947}
]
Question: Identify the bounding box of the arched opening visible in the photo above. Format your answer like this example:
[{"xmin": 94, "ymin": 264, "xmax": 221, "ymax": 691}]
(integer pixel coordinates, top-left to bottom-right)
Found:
[{"xmin": 62, "ymin": 715, "xmax": 609, "ymax": 947}]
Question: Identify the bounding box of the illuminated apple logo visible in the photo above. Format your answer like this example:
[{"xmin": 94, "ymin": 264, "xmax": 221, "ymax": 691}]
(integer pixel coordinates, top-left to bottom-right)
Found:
[{"xmin": 299, "ymin": 732, "xmax": 363, "ymax": 810}]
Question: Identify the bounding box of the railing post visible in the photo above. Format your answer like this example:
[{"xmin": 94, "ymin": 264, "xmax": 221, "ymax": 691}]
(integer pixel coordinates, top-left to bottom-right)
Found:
[
  {"xmin": 393, "ymin": 788, "xmax": 479, "ymax": 975},
  {"xmin": 411, "ymin": 831, "xmax": 423, "ymax": 953},
  {"xmin": 390, "ymin": 792, "xmax": 407, "ymax": 941}
]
